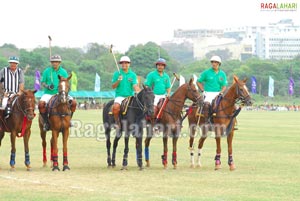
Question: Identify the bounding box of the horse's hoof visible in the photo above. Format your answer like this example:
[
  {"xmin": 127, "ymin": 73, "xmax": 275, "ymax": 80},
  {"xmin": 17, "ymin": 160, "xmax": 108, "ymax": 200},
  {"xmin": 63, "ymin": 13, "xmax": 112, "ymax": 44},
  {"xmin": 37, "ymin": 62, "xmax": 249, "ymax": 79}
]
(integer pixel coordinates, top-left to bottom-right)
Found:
[
  {"xmin": 43, "ymin": 162, "xmax": 47, "ymax": 168},
  {"xmin": 145, "ymin": 160, "xmax": 150, "ymax": 167},
  {"xmin": 229, "ymin": 164, "xmax": 236, "ymax": 171},
  {"xmin": 63, "ymin": 165, "xmax": 70, "ymax": 171},
  {"xmin": 10, "ymin": 167, "xmax": 16, "ymax": 172},
  {"xmin": 173, "ymin": 165, "xmax": 177, "ymax": 169},
  {"xmin": 107, "ymin": 165, "xmax": 112, "ymax": 169},
  {"xmin": 139, "ymin": 166, "xmax": 144, "ymax": 171},
  {"xmin": 52, "ymin": 166, "xmax": 60, "ymax": 171},
  {"xmin": 120, "ymin": 166, "xmax": 127, "ymax": 171},
  {"xmin": 215, "ymin": 164, "xmax": 221, "ymax": 170},
  {"xmin": 27, "ymin": 167, "xmax": 32, "ymax": 172},
  {"xmin": 163, "ymin": 165, "xmax": 168, "ymax": 169},
  {"xmin": 196, "ymin": 164, "xmax": 202, "ymax": 168},
  {"xmin": 190, "ymin": 164, "xmax": 195, "ymax": 168}
]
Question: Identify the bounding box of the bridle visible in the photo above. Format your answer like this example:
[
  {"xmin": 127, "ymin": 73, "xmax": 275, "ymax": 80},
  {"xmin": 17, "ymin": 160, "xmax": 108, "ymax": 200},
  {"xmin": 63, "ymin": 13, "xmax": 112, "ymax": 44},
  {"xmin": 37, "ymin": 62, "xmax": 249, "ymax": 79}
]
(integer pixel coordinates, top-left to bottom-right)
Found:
[
  {"xmin": 16, "ymin": 93, "xmax": 35, "ymax": 120},
  {"xmin": 133, "ymin": 89, "xmax": 154, "ymax": 115},
  {"xmin": 58, "ymin": 79, "xmax": 70, "ymax": 103}
]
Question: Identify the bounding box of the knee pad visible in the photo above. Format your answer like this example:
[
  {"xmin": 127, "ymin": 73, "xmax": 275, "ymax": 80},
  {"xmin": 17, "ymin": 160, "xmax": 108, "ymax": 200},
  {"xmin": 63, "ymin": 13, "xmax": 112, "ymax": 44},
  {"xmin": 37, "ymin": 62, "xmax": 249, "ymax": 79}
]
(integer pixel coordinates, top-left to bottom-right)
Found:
[
  {"xmin": 70, "ymin": 100, "xmax": 77, "ymax": 112},
  {"xmin": 38, "ymin": 101, "xmax": 47, "ymax": 113}
]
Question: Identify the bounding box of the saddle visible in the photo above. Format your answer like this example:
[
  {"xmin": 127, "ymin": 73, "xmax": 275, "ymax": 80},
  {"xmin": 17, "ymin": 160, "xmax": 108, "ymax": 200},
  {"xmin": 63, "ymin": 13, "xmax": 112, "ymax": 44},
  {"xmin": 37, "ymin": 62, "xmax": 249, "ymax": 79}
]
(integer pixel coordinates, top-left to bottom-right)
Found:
[
  {"xmin": 108, "ymin": 96, "xmax": 133, "ymax": 116},
  {"xmin": 196, "ymin": 95, "xmax": 223, "ymax": 122}
]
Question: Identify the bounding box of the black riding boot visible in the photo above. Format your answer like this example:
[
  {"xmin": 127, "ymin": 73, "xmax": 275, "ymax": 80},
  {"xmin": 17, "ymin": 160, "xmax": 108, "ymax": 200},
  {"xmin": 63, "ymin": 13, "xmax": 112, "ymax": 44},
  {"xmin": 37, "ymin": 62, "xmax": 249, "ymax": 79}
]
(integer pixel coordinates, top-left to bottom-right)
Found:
[
  {"xmin": 5, "ymin": 104, "xmax": 12, "ymax": 119},
  {"xmin": 41, "ymin": 113, "xmax": 50, "ymax": 131}
]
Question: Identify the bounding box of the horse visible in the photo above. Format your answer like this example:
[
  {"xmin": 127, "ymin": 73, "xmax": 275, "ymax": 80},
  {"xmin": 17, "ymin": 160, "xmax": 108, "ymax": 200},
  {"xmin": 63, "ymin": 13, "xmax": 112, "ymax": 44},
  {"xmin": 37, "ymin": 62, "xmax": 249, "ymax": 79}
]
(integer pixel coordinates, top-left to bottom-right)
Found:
[
  {"xmin": 0, "ymin": 90, "xmax": 37, "ymax": 171},
  {"xmin": 188, "ymin": 75, "xmax": 252, "ymax": 171},
  {"xmin": 103, "ymin": 85, "xmax": 155, "ymax": 170},
  {"xmin": 144, "ymin": 78, "xmax": 202, "ymax": 169},
  {"xmin": 39, "ymin": 74, "xmax": 74, "ymax": 171}
]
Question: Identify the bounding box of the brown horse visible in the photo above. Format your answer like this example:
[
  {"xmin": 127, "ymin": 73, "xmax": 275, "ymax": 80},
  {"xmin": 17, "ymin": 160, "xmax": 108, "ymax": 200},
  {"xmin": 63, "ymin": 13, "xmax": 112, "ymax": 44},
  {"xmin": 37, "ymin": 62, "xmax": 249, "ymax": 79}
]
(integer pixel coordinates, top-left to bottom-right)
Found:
[
  {"xmin": 188, "ymin": 75, "xmax": 252, "ymax": 170},
  {"xmin": 0, "ymin": 90, "xmax": 37, "ymax": 171},
  {"xmin": 39, "ymin": 74, "xmax": 75, "ymax": 171},
  {"xmin": 144, "ymin": 78, "xmax": 202, "ymax": 169}
]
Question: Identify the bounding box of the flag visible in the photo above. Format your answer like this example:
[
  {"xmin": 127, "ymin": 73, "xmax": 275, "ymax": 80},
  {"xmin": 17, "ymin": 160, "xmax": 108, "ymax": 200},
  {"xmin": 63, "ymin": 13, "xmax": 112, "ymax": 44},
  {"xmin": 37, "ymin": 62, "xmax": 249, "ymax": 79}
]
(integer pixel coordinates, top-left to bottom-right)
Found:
[
  {"xmin": 179, "ymin": 75, "xmax": 185, "ymax": 86},
  {"xmin": 193, "ymin": 74, "xmax": 198, "ymax": 90},
  {"xmin": 71, "ymin": 71, "xmax": 78, "ymax": 91},
  {"xmin": 268, "ymin": 76, "xmax": 274, "ymax": 97},
  {"xmin": 34, "ymin": 70, "xmax": 41, "ymax": 91},
  {"xmin": 94, "ymin": 73, "xmax": 100, "ymax": 92},
  {"xmin": 251, "ymin": 76, "xmax": 257, "ymax": 94},
  {"xmin": 289, "ymin": 77, "xmax": 294, "ymax": 95}
]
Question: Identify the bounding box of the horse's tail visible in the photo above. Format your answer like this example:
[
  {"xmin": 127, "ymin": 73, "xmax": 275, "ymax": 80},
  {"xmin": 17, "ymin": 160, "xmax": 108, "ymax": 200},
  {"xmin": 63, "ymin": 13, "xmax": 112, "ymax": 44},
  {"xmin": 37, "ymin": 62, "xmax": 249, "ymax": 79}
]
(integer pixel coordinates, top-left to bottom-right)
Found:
[{"xmin": 102, "ymin": 100, "xmax": 114, "ymax": 125}]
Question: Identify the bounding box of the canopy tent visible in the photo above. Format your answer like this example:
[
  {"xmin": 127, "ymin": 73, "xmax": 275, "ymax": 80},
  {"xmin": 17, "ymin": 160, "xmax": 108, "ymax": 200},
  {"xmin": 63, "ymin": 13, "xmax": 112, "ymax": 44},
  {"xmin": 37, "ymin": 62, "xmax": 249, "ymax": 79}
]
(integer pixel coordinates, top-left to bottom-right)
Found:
[{"xmin": 35, "ymin": 90, "xmax": 115, "ymax": 99}]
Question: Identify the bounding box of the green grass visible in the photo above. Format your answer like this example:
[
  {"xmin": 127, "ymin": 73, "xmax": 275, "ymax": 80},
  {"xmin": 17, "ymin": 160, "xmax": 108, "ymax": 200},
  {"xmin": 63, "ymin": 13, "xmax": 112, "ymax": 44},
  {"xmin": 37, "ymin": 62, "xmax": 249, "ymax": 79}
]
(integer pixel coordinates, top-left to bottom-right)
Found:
[{"xmin": 0, "ymin": 110, "xmax": 299, "ymax": 201}]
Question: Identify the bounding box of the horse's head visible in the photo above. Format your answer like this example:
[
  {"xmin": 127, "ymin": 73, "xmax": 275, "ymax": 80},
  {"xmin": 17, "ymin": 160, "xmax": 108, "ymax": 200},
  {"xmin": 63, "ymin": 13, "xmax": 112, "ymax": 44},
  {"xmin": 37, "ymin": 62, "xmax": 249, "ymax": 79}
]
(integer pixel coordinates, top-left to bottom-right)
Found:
[
  {"xmin": 58, "ymin": 74, "xmax": 72, "ymax": 104},
  {"xmin": 138, "ymin": 85, "xmax": 155, "ymax": 117},
  {"xmin": 19, "ymin": 89, "xmax": 37, "ymax": 120},
  {"xmin": 185, "ymin": 78, "xmax": 203, "ymax": 105},
  {"xmin": 233, "ymin": 75, "xmax": 252, "ymax": 106}
]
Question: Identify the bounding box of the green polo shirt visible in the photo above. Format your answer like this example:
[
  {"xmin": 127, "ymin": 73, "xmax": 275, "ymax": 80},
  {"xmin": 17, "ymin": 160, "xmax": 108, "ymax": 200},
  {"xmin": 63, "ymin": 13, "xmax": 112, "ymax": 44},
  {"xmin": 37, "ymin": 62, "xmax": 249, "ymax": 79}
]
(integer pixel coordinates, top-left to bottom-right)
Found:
[
  {"xmin": 197, "ymin": 68, "xmax": 228, "ymax": 92},
  {"xmin": 144, "ymin": 70, "xmax": 171, "ymax": 95},
  {"xmin": 41, "ymin": 66, "xmax": 68, "ymax": 95},
  {"xmin": 112, "ymin": 69, "xmax": 138, "ymax": 97}
]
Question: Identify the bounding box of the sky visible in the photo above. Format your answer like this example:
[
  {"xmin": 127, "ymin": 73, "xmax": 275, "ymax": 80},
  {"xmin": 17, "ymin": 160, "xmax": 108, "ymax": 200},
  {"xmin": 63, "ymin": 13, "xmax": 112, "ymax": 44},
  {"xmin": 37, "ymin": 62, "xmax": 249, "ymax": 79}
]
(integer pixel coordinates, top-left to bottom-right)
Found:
[{"xmin": 1, "ymin": 0, "xmax": 299, "ymax": 53}]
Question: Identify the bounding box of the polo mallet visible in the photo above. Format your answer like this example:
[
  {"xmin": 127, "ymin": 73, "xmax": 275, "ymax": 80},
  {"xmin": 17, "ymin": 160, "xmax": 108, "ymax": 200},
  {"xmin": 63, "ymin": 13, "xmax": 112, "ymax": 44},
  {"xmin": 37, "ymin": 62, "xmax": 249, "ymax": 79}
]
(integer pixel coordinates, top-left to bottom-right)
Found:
[
  {"xmin": 48, "ymin": 35, "xmax": 52, "ymax": 58},
  {"xmin": 156, "ymin": 73, "xmax": 180, "ymax": 120},
  {"xmin": 109, "ymin": 44, "xmax": 120, "ymax": 73}
]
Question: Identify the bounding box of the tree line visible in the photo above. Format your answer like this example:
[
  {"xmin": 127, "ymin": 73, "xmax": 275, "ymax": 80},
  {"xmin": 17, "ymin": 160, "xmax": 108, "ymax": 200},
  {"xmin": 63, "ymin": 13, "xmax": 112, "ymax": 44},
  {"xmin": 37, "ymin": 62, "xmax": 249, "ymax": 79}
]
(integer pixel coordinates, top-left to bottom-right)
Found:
[{"xmin": 0, "ymin": 42, "xmax": 299, "ymax": 98}]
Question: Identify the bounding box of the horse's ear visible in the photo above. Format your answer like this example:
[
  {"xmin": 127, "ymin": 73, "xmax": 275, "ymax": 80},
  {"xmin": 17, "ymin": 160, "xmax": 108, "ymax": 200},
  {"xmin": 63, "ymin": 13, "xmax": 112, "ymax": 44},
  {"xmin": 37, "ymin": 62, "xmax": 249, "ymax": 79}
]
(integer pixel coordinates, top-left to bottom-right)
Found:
[
  {"xmin": 67, "ymin": 74, "xmax": 72, "ymax": 81},
  {"xmin": 142, "ymin": 84, "xmax": 146, "ymax": 89},
  {"xmin": 233, "ymin": 75, "xmax": 239, "ymax": 83},
  {"xmin": 243, "ymin": 77, "xmax": 248, "ymax": 83},
  {"xmin": 189, "ymin": 78, "xmax": 193, "ymax": 85},
  {"xmin": 58, "ymin": 75, "xmax": 62, "ymax": 80},
  {"xmin": 33, "ymin": 89, "xmax": 37, "ymax": 94}
]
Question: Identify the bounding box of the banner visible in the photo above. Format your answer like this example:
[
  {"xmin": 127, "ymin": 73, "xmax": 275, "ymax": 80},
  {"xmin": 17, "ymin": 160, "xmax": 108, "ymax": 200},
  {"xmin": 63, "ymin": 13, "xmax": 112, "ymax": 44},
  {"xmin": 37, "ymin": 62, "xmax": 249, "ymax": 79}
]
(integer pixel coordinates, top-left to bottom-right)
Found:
[
  {"xmin": 288, "ymin": 77, "xmax": 294, "ymax": 95},
  {"xmin": 251, "ymin": 76, "xmax": 257, "ymax": 94},
  {"xmin": 179, "ymin": 75, "xmax": 185, "ymax": 86},
  {"xmin": 268, "ymin": 76, "xmax": 274, "ymax": 97},
  {"xmin": 34, "ymin": 70, "xmax": 41, "ymax": 91},
  {"xmin": 71, "ymin": 71, "xmax": 78, "ymax": 91},
  {"xmin": 193, "ymin": 74, "xmax": 198, "ymax": 90},
  {"xmin": 94, "ymin": 73, "xmax": 100, "ymax": 92}
]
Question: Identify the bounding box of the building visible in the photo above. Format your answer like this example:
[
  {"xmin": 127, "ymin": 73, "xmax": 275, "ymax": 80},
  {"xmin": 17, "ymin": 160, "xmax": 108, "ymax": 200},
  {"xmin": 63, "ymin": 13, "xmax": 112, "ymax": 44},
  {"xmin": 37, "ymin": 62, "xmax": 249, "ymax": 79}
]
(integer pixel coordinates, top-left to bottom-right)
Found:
[{"xmin": 174, "ymin": 19, "xmax": 300, "ymax": 60}]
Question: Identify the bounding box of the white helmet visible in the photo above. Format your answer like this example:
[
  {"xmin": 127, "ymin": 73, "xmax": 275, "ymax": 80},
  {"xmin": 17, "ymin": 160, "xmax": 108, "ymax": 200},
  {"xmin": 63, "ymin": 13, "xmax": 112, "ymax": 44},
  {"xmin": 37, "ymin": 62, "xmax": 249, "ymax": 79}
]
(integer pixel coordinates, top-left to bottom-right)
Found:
[
  {"xmin": 210, "ymin": 56, "xmax": 222, "ymax": 64},
  {"xmin": 50, "ymin": 55, "xmax": 62, "ymax": 62},
  {"xmin": 119, "ymin": 56, "xmax": 131, "ymax": 64}
]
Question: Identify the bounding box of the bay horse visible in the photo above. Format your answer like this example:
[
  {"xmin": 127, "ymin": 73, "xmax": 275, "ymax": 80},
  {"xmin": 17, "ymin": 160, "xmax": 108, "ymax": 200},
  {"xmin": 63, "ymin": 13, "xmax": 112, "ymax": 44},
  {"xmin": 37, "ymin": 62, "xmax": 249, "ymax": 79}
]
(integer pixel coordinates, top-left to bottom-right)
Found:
[
  {"xmin": 144, "ymin": 78, "xmax": 202, "ymax": 169},
  {"xmin": 39, "ymin": 74, "xmax": 74, "ymax": 171},
  {"xmin": 0, "ymin": 90, "xmax": 37, "ymax": 171},
  {"xmin": 103, "ymin": 85, "xmax": 154, "ymax": 170},
  {"xmin": 188, "ymin": 75, "xmax": 252, "ymax": 170}
]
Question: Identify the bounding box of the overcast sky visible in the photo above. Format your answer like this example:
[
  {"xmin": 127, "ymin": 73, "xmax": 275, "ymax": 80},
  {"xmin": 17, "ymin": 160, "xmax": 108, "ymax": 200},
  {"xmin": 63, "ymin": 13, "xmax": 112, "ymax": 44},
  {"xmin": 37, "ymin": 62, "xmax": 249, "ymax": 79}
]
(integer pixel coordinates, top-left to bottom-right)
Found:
[{"xmin": 1, "ymin": 0, "xmax": 299, "ymax": 53}]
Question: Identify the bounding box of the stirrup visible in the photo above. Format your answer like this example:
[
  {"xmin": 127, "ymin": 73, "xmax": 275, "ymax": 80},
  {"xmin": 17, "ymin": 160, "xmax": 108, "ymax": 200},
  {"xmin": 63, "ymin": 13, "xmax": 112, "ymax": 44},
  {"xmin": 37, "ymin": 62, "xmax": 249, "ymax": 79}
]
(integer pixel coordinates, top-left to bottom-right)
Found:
[{"xmin": 43, "ymin": 123, "xmax": 50, "ymax": 131}]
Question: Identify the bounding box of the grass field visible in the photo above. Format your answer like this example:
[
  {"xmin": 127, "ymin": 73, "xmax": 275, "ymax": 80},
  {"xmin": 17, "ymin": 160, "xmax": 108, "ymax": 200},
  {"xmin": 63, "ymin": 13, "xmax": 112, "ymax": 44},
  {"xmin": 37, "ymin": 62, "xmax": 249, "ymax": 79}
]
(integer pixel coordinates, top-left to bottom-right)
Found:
[{"xmin": 0, "ymin": 110, "xmax": 299, "ymax": 201}]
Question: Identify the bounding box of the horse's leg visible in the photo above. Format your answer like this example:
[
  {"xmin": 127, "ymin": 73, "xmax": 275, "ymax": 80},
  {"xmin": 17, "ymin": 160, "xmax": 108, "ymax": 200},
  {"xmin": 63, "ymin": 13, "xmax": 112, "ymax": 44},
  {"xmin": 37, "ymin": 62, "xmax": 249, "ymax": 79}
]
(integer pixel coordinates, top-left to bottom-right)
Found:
[
  {"xmin": 214, "ymin": 126, "xmax": 222, "ymax": 170},
  {"xmin": 23, "ymin": 129, "xmax": 31, "ymax": 171},
  {"xmin": 10, "ymin": 131, "xmax": 17, "ymax": 171},
  {"xmin": 121, "ymin": 133, "xmax": 129, "ymax": 170},
  {"xmin": 0, "ymin": 131, "xmax": 4, "ymax": 146},
  {"xmin": 62, "ymin": 128, "xmax": 70, "ymax": 171},
  {"xmin": 105, "ymin": 126, "xmax": 112, "ymax": 167},
  {"xmin": 227, "ymin": 130, "xmax": 235, "ymax": 171},
  {"xmin": 189, "ymin": 123, "xmax": 196, "ymax": 168},
  {"xmin": 197, "ymin": 124, "xmax": 208, "ymax": 168},
  {"xmin": 112, "ymin": 130, "xmax": 122, "ymax": 167},
  {"xmin": 144, "ymin": 123, "xmax": 153, "ymax": 167},
  {"xmin": 162, "ymin": 131, "xmax": 168, "ymax": 169},
  {"xmin": 136, "ymin": 127, "xmax": 143, "ymax": 170},
  {"xmin": 51, "ymin": 130, "xmax": 60, "ymax": 171},
  {"xmin": 40, "ymin": 128, "xmax": 47, "ymax": 167},
  {"xmin": 172, "ymin": 133, "xmax": 179, "ymax": 169}
]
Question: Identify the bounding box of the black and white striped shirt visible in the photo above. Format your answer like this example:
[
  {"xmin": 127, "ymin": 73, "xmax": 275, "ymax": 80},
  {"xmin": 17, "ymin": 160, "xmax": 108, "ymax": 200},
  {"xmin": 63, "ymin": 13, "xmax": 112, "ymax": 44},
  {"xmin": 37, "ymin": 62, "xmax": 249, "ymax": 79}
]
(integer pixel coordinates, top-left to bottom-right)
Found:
[{"xmin": 0, "ymin": 67, "xmax": 24, "ymax": 93}]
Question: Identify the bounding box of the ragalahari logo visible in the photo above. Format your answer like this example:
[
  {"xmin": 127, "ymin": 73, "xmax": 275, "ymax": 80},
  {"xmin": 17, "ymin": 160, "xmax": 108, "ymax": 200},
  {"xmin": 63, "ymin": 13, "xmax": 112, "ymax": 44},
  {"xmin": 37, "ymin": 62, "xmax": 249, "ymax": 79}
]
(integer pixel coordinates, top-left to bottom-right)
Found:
[{"xmin": 260, "ymin": 2, "xmax": 297, "ymax": 11}]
